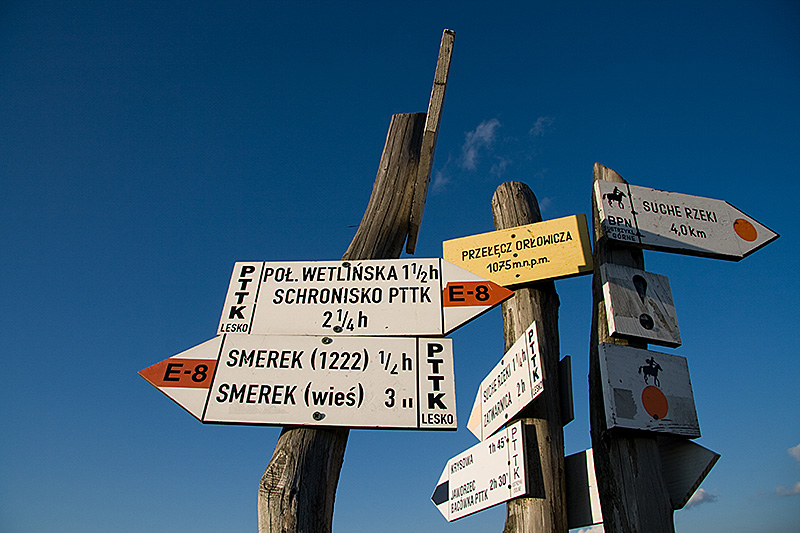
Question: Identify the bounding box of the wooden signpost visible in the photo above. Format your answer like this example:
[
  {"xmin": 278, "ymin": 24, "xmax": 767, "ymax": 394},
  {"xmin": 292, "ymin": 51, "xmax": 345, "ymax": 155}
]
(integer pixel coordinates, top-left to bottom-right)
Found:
[{"xmin": 443, "ymin": 214, "xmax": 593, "ymax": 286}]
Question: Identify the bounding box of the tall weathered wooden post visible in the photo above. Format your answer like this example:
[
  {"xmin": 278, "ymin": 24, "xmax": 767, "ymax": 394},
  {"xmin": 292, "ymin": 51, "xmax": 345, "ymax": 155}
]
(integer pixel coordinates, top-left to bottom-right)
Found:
[
  {"xmin": 588, "ymin": 162, "xmax": 675, "ymax": 532},
  {"xmin": 491, "ymin": 182, "xmax": 568, "ymax": 533},
  {"xmin": 257, "ymin": 30, "xmax": 454, "ymax": 533}
]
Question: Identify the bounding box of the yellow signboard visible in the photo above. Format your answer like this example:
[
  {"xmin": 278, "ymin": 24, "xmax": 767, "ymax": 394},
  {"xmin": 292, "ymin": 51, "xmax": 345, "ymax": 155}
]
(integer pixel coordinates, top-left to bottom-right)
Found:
[{"xmin": 442, "ymin": 214, "xmax": 593, "ymax": 286}]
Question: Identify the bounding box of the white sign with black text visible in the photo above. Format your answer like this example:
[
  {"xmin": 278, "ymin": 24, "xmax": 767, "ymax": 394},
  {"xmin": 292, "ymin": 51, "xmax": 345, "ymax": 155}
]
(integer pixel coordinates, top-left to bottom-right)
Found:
[
  {"xmin": 217, "ymin": 259, "xmax": 513, "ymax": 337},
  {"xmin": 466, "ymin": 321, "xmax": 544, "ymax": 441},
  {"xmin": 432, "ymin": 421, "xmax": 527, "ymax": 521},
  {"xmin": 595, "ymin": 181, "xmax": 778, "ymax": 260},
  {"xmin": 139, "ymin": 334, "xmax": 456, "ymax": 430}
]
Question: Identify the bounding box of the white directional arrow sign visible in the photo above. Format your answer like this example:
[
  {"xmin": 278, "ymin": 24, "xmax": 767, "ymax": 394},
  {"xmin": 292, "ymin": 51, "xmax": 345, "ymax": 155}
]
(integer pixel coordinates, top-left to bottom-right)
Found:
[
  {"xmin": 217, "ymin": 258, "xmax": 513, "ymax": 337},
  {"xmin": 466, "ymin": 321, "xmax": 543, "ymax": 441},
  {"xmin": 595, "ymin": 181, "xmax": 778, "ymax": 260},
  {"xmin": 432, "ymin": 421, "xmax": 527, "ymax": 521},
  {"xmin": 139, "ymin": 334, "xmax": 456, "ymax": 429}
]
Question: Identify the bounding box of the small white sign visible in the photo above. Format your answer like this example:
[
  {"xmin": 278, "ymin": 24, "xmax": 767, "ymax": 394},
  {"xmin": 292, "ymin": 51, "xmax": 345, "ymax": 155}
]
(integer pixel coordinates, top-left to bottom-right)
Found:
[
  {"xmin": 432, "ymin": 421, "xmax": 527, "ymax": 521},
  {"xmin": 599, "ymin": 343, "xmax": 699, "ymax": 438},
  {"xmin": 601, "ymin": 264, "xmax": 681, "ymax": 347},
  {"xmin": 217, "ymin": 259, "xmax": 512, "ymax": 337},
  {"xmin": 595, "ymin": 181, "xmax": 778, "ymax": 260},
  {"xmin": 140, "ymin": 334, "xmax": 456, "ymax": 430},
  {"xmin": 466, "ymin": 321, "xmax": 544, "ymax": 441}
]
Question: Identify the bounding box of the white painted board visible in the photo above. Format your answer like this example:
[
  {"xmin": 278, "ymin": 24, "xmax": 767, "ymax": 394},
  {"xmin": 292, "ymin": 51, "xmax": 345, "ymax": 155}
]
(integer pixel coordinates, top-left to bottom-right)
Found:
[
  {"xmin": 601, "ymin": 263, "xmax": 681, "ymax": 347},
  {"xmin": 217, "ymin": 259, "xmax": 512, "ymax": 337},
  {"xmin": 466, "ymin": 321, "xmax": 544, "ymax": 441},
  {"xmin": 432, "ymin": 421, "xmax": 527, "ymax": 521},
  {"xmin": 140, "ymin": 334, "xmax": 456, "ymax": 430},
  {"xmin": 595, "ymin": 181, "xmax": 778, "ymax": 260},
  {"xmin": 598, "ymin": 343, "xmax": 700, "ymax": 438}
]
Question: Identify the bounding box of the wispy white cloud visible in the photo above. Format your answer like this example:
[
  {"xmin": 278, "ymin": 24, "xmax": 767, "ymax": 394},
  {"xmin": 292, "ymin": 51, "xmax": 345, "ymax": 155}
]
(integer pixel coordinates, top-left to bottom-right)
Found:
[
  {"xmin": 490, "ymin": 155, "xmax": 511, "ymax": 178},
  {"xmin": 776, "ymin": 482, "xmax": 800, "ymax": 497},
  {"xmin": 789, "ymin": 443, "xmax": 800, "ymax": 463},
  {"xmin": 685, "ymin": 488, "xmax": 718, "ymax": 509},
  {"xmin": 430, "ymin": 169, "xmax": 450, "ymax": 195},
  {"xmin": 530, "ymin": 115, "xmax": 554, "ymax": 137},
  {"xmin": 460, "ymin": 118, "xmax": 500, "ymax": 170}
]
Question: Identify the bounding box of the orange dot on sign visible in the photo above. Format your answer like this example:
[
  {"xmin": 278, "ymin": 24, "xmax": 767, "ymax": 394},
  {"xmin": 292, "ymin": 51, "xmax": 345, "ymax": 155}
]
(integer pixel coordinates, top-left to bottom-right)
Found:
[
  {"xmin": 734, "ymin": 218, "xmax": 757, "ymax": 242},
  {"xmin": 641, "ymin": 386, "xmax": 668, "ymax": 420}
]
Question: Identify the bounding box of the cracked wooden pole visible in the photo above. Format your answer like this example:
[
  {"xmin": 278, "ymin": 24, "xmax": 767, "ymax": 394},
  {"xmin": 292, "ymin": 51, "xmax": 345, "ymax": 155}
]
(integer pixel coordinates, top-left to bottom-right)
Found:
[
  {"xmin": 491, "ymin": 182, "xmax": 568, "ymax": 533},
  {"xmin": 258, "ymin": 29, "xmax": 454, "ymax": 533},
  {"xmin": 588, "ymin": 162, "xmax": 674, "ymax": 532}
]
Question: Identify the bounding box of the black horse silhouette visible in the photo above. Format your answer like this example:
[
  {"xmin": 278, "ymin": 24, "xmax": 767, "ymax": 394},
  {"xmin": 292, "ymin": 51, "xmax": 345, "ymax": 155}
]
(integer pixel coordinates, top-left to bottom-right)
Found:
[
  {"xmin": 602, "ymin": 186, "xmax": 626, "ymax": 209},
  {"xmin": 638, "ymin": 357, "xmax": 662, "ymax": 387}
]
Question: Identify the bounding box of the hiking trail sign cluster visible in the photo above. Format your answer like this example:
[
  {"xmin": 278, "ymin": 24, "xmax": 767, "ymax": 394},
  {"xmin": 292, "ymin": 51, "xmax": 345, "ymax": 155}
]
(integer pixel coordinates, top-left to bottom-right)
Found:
[
  {"xmin": 140, "ymin": 258, "xmax": 513, "ymax": 430},
  {"xmin": 590, "ymin": 174, "xmax": 777, "ymax": 524}
]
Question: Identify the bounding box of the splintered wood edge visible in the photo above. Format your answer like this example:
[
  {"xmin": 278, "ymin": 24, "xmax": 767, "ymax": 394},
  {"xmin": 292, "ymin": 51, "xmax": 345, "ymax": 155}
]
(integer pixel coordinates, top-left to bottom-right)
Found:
[{"xmin": 406, "ymin": 29, "xmax": 455, "ymax": 254}]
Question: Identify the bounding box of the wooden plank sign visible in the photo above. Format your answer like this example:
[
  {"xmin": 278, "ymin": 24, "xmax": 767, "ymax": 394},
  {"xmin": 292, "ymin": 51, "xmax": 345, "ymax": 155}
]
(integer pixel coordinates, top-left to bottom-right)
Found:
[
  {"xmin": 598, "ymin": 343, "xmax": 700, "ymax": 438},
  {"xmin": 139, "ymin": 334, "xmax": 456, "ymax": 430},
  {"xmin": 431, "ymin": 421, "xmax": 527, "ymax": 521},
  {"xmin": 217, "ymin": 259, "xmax": 512, "ymax": 337},
  {"xmin": 594, "ymin": 181, "xmax": 778, "ymax": 260},
  {"xmin": 466, "ymin": 321, "xmax": 544, "ymax": 441},
  {"xmin": 601, "ymin": 264, "xmax": 681, "ymax": 347},
  {"xmin": 442, "ymin": 214, "xmax": 593, "ymax": 286}
]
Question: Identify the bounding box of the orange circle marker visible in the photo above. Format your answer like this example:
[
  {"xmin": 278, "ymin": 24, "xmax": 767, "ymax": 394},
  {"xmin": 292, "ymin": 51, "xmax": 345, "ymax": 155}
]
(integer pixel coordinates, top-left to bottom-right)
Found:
[
  {"xmin": 641, "ymin": 385, "xmax": 668, "ymax": 420},
  {"xmin": 734, "ymin": 218, "xmax": 757, "ymax": 242}
]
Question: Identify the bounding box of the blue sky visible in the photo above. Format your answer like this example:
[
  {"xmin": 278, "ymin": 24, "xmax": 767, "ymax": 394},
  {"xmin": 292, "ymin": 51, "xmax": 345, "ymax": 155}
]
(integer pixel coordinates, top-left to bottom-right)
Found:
[{"xmin": 2, "ymin": 1, "xmax": 798, "ymax": 532}]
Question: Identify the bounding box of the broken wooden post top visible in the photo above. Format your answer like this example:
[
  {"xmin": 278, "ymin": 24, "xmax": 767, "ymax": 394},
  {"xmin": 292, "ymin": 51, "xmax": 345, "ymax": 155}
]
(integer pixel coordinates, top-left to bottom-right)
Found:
[{"xmin": 406, "ymin": 29, "xmax": 455, "ymax": 254}]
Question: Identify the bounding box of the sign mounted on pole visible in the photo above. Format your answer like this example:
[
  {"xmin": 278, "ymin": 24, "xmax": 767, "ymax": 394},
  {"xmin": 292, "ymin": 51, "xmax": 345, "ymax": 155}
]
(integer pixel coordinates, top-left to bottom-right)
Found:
[
  {"xmin": 217, "ymin": 259, "xmax": 513, "ymax": 337},
  {"xmin": 442, "ymin": 214, "xmax": 593, "ymax": 286},
  {"xmin": 594, "ymin": 181, "xmax": 778, "ymax": 260},
  {"xmin": 466, "ymin": 321, "xmax": 544, "ymax": 441},
  {"xmin": 601, "ymin": 264, "xmax": 681, "ymax": 347},
  {"xmin": 431, "ymin": 420, "xmax": 527, "ymax": 521},
  {"xmin": 598, "ymin": 343, "xmax": 700, "ymax": 438},
  {"xmin": 139, "ymin": 334, "xmax": 456, "ymax": 430}
]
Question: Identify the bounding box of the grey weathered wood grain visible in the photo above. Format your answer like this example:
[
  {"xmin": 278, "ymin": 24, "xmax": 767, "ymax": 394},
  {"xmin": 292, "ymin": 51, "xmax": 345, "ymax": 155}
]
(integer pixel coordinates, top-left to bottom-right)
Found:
[
  {"xmin": 406, "ymin": 29, "xmax": 455, "ymax": 254},
  {"xmin": 257, "ymin": 112, "xmax": 426, "ymax": 533},
  {"xmin": 589, "ymin": 162, "xmax": 675, "ymax": 532},
  {"xmin": 491, "ymin": 182, "xmax": 568, "ymax": 533}
]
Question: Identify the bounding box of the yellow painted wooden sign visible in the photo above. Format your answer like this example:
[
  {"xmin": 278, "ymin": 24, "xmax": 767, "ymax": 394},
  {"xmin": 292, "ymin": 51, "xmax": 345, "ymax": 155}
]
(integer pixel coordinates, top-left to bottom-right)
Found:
[{"xmin": 442, "ymin": 214, "xmax": 593, "ymax": 286}]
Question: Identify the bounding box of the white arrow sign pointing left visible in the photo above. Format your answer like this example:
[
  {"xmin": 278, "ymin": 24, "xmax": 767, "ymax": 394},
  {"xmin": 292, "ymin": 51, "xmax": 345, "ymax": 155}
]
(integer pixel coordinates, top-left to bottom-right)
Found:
[
  {"xmin": 466, "ymin": 321, "xmax": 544, "ymax": 441},
  {"xmin": 432, "ymin": 421, "xmax": 527, "ymax": 521},
  {"xmin": 140, "ymin": 334, "xmax": 456, "ymax": 430}
]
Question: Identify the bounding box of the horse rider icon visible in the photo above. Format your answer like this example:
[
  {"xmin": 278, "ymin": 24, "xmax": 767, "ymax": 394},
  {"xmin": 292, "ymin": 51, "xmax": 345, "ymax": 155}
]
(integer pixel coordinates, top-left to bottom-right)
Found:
[
  {"xmin": 602, "ymin": 186, "xmax": 626, "ymax": 209},
  {"xmin": 638, "ymin": 356, "xmax": 663, "ymax": 387}
]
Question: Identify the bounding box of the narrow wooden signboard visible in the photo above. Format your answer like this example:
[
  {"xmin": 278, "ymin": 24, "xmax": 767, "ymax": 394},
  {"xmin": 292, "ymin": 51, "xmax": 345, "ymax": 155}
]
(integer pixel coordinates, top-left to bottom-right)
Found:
[
  {"xmin": 442, "ymin": 214, "xmax": 593, "ymax": 286},
  {"xmin": 598, "ymin": 343, "xmax": 700, "ymax": 438},
  {"xmin": 601, "ymin": 263, "xmax": 681, "ymax": 347}
]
